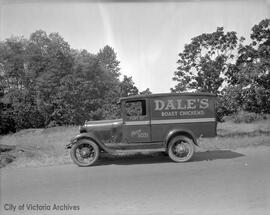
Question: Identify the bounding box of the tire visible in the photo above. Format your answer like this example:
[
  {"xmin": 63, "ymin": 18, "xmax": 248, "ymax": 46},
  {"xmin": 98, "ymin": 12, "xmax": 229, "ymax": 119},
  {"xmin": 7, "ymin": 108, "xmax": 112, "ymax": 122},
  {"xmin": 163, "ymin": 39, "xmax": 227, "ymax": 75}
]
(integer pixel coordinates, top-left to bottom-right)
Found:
[
  {"xmin": 168, "ymin": 135, "xmax": 195, "ymax": 162},
  {"xmin": 70, "ymin": 139, "xmax": 99, "ymax": 167}
]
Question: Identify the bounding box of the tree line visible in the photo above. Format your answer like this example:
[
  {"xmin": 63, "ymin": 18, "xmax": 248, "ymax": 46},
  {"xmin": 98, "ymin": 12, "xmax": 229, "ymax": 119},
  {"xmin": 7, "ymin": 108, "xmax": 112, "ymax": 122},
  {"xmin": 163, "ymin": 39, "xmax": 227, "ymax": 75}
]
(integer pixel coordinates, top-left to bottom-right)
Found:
[
  {"xmin": 0, "ymin": 18, "xmax": 269, "ymax": 134},
  {"xmin": 0, "ymin": 30, "xmax": 150, "ymax": 134},
  {"xmin": 171, "ymin": 19, "xmax": 270, "ymax": 120}
]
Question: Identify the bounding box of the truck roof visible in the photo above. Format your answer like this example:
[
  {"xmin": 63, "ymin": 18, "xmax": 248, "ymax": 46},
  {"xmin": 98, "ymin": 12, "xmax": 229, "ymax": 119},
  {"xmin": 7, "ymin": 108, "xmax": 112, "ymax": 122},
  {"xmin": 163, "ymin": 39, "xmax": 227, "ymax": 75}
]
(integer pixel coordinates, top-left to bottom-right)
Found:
[{"xmin": 120, "ymin": 92, "xmax": 216, "ymax": 101}]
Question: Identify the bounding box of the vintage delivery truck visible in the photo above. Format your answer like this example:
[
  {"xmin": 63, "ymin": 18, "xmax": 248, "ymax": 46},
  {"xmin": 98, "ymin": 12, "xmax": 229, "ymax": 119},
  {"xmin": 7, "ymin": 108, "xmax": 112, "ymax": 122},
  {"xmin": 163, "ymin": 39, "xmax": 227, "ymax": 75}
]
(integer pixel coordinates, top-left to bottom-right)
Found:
[{"xmin": 66, "ymin": 93, "xmax": 217, "ymax": 166}]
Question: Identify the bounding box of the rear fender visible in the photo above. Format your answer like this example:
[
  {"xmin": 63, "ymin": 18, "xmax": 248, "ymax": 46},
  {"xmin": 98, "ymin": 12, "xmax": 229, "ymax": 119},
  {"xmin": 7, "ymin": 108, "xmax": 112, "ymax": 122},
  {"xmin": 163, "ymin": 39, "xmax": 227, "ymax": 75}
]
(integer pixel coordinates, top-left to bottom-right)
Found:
[{"xmin": 165, "ymin": 129, "xmax": 199, "ymax": 149}]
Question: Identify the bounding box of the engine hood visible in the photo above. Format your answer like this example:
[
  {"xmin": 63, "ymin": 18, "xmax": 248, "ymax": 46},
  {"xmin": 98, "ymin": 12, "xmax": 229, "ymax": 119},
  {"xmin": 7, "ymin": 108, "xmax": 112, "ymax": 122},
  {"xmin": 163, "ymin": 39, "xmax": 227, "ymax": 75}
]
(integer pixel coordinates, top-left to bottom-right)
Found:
[{"xmin": 80, "ymin": 119, "xmax": 123, "ymax": 132}]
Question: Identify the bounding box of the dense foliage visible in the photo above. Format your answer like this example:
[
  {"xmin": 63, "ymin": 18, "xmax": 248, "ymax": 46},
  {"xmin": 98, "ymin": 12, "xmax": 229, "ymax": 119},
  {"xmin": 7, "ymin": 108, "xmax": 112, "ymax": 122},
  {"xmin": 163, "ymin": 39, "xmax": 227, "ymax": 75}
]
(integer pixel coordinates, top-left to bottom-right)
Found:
[
  {"xmin": 172, "ymin": 19, "xmax": 270, "ymax": 121},
  {"xmin": 0, "ymin": 30, "xmax": 149, "ymax": 134},
  {"xmin": 1, "ymin": 19, "xmax": 269, "ymax": 133}
]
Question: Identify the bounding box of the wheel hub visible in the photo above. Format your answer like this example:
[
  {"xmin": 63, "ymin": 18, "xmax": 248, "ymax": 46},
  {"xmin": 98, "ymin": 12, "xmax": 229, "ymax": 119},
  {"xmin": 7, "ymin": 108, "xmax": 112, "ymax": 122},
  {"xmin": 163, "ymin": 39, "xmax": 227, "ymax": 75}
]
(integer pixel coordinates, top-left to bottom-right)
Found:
[
  {"xmin": 175, "ymin": 143, "xmax": 187, "ymax": 154},
  {"xmin": 80, "ymin": 147, "xmax": 91, "ymax": 158}
]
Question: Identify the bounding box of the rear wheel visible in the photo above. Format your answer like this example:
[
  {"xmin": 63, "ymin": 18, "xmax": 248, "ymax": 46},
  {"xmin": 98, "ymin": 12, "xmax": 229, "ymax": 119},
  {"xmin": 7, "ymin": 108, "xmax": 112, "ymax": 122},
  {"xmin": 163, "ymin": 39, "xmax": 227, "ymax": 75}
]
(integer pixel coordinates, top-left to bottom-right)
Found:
[
  {"xmin": 70, "ymin": 139, "xmax": 99, "ymax": 167},
  {"xmin": 168, "ymin": 135, "xmax": 194, "ymax": 162}
]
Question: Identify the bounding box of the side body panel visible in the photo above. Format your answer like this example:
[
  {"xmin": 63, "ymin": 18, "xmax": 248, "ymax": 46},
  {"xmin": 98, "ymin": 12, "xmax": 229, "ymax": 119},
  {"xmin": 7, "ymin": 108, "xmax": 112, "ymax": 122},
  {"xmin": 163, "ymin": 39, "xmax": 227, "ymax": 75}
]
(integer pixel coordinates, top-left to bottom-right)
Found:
[{"xmin": 150, "ymin": 95, "xmax": 217, "ymax": 142}]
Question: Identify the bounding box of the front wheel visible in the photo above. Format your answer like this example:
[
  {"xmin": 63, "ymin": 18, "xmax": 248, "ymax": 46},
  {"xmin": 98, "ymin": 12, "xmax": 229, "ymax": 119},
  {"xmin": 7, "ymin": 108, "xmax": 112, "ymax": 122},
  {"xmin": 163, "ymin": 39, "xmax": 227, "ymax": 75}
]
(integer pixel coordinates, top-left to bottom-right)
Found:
[
  {"xmin": 70, "ymin": 139, "xmax": 99, "ymax": 167},
  {"xmin": 168, "ymin": 135, "xmax": 194, "ymax": 162}
]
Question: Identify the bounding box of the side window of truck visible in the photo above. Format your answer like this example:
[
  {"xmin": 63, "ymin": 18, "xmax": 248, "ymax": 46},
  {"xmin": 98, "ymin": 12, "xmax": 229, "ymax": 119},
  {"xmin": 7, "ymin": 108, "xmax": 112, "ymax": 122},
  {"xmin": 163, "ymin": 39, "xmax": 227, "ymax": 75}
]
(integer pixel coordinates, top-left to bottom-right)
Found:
[{"xmin": 125, "ymin": 100, "xmax": 146, "ymax": 117}]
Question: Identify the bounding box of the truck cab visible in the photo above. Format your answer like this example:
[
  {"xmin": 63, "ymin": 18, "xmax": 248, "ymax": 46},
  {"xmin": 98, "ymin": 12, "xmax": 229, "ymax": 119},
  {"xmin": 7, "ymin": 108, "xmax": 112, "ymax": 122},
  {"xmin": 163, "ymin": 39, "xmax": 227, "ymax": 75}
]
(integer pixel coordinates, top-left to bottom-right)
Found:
[{"xmin": 67, "ymin": 93, "xmax": 217, "ymax": 166}]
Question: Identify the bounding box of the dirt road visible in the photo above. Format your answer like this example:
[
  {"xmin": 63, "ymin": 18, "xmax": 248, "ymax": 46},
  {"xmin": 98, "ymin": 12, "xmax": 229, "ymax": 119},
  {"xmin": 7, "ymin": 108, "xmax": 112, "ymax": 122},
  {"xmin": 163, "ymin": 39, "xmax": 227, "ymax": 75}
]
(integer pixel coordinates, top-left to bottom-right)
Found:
[{"xmin": 1, "ymin": 146, "xmax": 270, "ymax": 215}]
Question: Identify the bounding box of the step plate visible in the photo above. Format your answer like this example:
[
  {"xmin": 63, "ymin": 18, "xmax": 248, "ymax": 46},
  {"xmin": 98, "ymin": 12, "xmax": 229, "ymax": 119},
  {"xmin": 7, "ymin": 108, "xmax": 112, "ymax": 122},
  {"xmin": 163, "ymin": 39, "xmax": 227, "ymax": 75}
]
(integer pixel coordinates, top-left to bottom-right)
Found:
[{"xmin": 112, "ymin": 148, "xmax": 166, "ymax": 155}]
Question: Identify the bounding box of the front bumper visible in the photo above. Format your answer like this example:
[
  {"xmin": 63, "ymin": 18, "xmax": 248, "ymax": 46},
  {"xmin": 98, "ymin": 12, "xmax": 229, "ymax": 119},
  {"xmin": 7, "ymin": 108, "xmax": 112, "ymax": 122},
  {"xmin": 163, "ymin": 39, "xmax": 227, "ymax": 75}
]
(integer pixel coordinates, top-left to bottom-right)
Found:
[
  {"xmin": 65, "ymin": 143, "xmax": 73, "ymax": 149},
  {"xmin": 65, "ymin": 136, "xmax": 80, "ymax": 149}
]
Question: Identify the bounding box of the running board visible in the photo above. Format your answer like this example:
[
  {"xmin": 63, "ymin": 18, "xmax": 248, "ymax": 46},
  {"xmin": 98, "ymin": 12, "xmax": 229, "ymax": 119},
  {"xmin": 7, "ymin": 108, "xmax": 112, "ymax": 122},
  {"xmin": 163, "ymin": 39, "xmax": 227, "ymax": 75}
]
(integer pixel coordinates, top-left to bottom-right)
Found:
[{"xmin": 107, "ymin": 148, "xmax": 166, "ymax": 155}]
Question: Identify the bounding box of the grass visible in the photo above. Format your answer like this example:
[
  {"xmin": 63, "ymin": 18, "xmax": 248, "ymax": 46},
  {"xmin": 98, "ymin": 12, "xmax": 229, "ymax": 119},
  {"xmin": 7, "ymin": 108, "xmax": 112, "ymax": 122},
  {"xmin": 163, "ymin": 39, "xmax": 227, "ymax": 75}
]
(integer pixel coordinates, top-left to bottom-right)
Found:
[
  {"xmin": 0, "ymin": 119, "xmax": 270, "ymax": 168},
  {"xmin": 0, "ymin": 126, "xmax": 78, "ymax": 168},
  {"xmin": 199, "ymin": 136, "xmax": 270, "ymax": 152},
  {"xmin": 217, "ymin": 120, "xmax": 270, "ymax": 137}
]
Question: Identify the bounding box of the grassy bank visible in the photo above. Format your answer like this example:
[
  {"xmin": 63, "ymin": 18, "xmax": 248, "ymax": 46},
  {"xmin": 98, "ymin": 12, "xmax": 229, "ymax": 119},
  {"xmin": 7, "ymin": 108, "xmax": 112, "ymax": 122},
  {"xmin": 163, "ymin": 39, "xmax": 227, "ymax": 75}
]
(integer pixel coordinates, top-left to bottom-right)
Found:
[
  {"xmin": 0, "ymin": 126, "xmax": 78, "ymax": 168},
  {"xmin": 1, "ymin": 120, "xmax": 270, "ymax": 168}
]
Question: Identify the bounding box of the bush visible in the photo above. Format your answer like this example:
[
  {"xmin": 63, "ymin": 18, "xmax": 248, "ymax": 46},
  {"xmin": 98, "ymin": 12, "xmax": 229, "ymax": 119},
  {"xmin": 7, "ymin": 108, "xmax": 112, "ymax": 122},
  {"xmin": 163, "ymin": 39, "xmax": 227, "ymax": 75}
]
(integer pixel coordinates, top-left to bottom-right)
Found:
[
  {"xmin": 216, "ymin": 86, "xmax": 242, "ymax": 122},
  {"xmin": 0, "ymin": 103, "xmax": 16, "ymax": 135},
  {"xmin": 230, "ymin": 111, "xmax": 268, "ymax": 123}
]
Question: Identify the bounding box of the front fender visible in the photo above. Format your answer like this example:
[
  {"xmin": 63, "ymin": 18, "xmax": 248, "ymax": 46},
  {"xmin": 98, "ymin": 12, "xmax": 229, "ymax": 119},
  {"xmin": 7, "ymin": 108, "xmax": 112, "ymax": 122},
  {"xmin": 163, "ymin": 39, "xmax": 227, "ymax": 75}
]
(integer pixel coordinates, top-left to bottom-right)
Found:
[
  {"xmin": 165, "ymin": 128, "xmax": 199, "ymax": 147},
  {"xmin": 65, "ymin": 133, "xmax": 108, "ymax": 152}
]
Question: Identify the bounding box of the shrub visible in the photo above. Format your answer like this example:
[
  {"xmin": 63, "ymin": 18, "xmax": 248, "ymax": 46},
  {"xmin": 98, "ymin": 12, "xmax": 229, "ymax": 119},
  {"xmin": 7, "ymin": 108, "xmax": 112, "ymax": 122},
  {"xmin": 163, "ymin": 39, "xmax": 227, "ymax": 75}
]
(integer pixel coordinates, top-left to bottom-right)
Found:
[{"xmin": 231, "ymin": 111, "xmax": 261, "ymax": 123}]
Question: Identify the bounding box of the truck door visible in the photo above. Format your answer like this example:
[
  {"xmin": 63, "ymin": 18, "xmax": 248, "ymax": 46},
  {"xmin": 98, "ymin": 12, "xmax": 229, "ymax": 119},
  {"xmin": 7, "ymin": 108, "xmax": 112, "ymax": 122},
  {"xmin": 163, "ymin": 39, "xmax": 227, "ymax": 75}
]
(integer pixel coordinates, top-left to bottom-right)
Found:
[{"xmin": 122, "ymin": 99, "xmax": 151, "ymax": 143}]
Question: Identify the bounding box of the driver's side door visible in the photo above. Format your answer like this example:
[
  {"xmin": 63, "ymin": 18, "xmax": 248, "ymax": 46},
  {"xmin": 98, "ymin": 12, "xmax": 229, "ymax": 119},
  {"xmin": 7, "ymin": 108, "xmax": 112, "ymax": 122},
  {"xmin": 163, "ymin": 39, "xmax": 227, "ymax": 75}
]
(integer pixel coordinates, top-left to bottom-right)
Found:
[{"xmin": 122, "ymin": 99, "xmax": 151, "ymax": 143}]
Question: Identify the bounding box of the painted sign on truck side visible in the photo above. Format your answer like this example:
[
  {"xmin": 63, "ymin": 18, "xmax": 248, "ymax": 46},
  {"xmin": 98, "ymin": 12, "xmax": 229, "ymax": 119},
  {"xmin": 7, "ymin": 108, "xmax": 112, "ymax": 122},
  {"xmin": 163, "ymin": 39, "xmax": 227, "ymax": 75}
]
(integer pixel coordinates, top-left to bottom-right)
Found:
[
  {"xmin": 150, "ymin": 96, "xmax": 216, "ymax": 120},
  {"xmin": 149, "ymin": 95, "xmax": 216, "ymax": 141}
]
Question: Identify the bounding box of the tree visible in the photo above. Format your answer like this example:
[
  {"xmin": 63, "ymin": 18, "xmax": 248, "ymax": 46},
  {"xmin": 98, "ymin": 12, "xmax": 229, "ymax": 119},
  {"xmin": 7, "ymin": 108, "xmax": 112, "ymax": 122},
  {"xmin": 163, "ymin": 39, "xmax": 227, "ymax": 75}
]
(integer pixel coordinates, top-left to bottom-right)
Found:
[
  {"xmin": 226, "ymin": 19, "xmax": 270, "ymax": 113},
  {"xmin": 216, "ymin": 85, "xmax": 243, "ymax": 120},
  {"xmin": 0, "ymin": 31, "xmax": 141, "ymax": 133},
  {"xmin": 140, "ymin": 88, "xmax": 152, "ymax": 95},
  {"xmin": 119, "ymin": 75, "xmax": 138, "ymax": 97},
  {"xmin": 26, "ymin": 30, "xmax": 74, "ymax": 125},
  {"xmin": 55, "ymin": 46, "xmax": 128, "ymax": 123},
  {"xmin": 97, "ymin": 45, "xmax": 121, "ymax": 79},
  {"xmin": 171, "ymin": 27, "xmax": 241, "ymax": 94},
  {"xmin": 0, "ymin": 37, "xmax": 45, "ymax": 131},
  {"xmin": 0, "ymin": 37, "xmax": 27, "ymax": 92}
]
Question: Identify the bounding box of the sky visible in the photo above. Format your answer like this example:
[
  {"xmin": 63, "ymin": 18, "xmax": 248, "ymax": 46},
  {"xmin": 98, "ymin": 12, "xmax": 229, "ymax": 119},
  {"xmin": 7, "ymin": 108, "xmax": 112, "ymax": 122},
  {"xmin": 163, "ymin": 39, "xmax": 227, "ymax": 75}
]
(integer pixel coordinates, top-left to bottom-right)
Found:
[{"xmin": 0, "ymin": 0, "xmax": 269, "ymax": 93}]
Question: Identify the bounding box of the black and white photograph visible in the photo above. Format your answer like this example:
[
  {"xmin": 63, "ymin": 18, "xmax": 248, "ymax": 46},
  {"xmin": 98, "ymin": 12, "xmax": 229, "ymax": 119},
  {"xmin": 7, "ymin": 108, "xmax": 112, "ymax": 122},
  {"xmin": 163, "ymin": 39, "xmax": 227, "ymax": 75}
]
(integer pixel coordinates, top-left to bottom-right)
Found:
[{"xmin": 0, "ymin": 0, "xmax": 269, "ymax": 214}]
